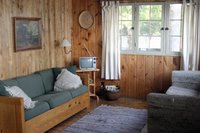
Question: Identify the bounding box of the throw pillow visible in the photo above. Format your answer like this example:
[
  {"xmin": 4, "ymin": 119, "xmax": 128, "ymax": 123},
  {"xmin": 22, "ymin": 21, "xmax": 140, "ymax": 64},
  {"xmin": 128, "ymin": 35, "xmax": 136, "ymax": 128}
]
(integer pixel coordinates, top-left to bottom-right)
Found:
[
  {"xmin": 54, "ymin": 69, "xmax": 82, "ymax": 91},
  {"xmin": 5, "ymin": 86, "xmax": 37, "ymax": 109},
  {"xmin": 53, "ymin": 65, "xmax": 77, "ymax": 81}
]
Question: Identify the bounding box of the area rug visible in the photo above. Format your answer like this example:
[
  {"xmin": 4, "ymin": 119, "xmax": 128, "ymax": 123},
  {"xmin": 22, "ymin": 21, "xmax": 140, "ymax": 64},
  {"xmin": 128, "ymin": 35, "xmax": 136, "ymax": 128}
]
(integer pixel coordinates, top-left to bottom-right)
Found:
[{"xmin": 62, "ymin": 105, "xmax": 147, "ymax": 133}]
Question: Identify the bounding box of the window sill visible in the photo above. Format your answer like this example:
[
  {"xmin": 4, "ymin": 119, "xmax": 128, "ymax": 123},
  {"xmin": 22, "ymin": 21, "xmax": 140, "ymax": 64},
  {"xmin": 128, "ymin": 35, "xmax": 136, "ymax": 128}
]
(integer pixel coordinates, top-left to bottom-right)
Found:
[{"xmin": 120, "ymin": 51, "xmax": 181, "ymax": 56}]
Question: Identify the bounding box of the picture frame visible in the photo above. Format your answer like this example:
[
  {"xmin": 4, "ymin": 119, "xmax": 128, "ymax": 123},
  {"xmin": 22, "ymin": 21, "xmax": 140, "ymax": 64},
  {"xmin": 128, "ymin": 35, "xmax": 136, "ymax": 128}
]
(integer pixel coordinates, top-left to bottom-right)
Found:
[{"xmin": 13, "ymin": 17, "xmax": 42, "ymax": 52}]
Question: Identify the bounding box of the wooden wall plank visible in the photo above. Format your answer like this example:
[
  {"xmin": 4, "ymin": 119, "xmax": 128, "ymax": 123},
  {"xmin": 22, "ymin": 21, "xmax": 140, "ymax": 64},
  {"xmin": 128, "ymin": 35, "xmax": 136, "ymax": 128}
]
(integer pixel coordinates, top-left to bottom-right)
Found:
[
  {"xmin": 145, "ymin": 55, "xmax": 154, "ymax": 95},
  {"xmin": 128, "ymin": 55, "xmax": 136, "ymax": 97},
  {"xmin": 0, "ymin": 0, "xmax": 72, "ymax": 80},
  {"xmin": 120, "ymin": 54, "xmax": 129, "ymax": 96},
  {"xmin": 154, "ymin": 56, "xmax": 164, "ymax": 93},
  {"xmin": 136, "ymin": 55, "xmax": 145, "ymax": 98}
]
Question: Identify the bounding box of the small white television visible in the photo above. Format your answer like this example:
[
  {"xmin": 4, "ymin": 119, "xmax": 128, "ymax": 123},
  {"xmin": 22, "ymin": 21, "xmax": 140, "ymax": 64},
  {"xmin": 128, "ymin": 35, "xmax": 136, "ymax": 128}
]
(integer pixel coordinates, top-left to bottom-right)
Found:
[{"xmin": 79, "ymin": 57, "xmax": 96, "ymax": 70}]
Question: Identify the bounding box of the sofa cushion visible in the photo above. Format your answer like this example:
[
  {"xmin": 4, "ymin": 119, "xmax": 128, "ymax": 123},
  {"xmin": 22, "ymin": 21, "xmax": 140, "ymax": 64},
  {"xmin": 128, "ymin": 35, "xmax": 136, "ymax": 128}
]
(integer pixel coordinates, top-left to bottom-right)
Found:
[
  {"xmin": 37, "ymin": 69, "xmax": 54, "ymax": 93},
  {"xmin": 53, "ymin": 65, "xmax": 77, "ymax": 81},
  {"xmin": 166, "ymin": 86, "xmax": 199, "ymax": 97},
  {"xmin": 5, "ymin": 86, "xmax": 37, "ymax": 109},
  {"xmin": 25, "ymin": 101, "xmax": 50, "ymax": 121},
  {"xmin": 33, "ymin": 91, "xmax": 72, "ymax": 109},
  {"xmin": 69, "ymin": 85, "xmax": 88, "ymax": 98},
  {"xmin": 3, "ymin": 79, "xmax": 19, "ymax": 86},
  {"xmin": 52, "ymin": 67, "xmax": 62, "ymax": 81},
  {"xmin": 67, "ymin": 65, "xmax": 77, "ymax": 74},
  {"xmin": 16, "ymin": 74, "xmax": 45, "ymax": 98},
  {"xmin": 0, "ymin": 80, "xmax": 9, "ymax": 96},
  {"xmin": 0, "ymin": 79, "xmax": 19, "ymax": 96}
]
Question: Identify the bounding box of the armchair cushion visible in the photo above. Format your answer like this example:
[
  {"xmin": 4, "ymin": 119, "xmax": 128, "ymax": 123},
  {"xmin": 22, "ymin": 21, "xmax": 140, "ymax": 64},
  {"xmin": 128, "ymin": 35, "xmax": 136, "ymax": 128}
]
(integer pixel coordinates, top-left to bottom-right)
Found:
[
  {"xmin": 166, "ymin": 86, "xmax": 199, "ymax": 97},
  {"xmin": 172, "ymin": 71, "xmax": 200, "ymax": 90}
]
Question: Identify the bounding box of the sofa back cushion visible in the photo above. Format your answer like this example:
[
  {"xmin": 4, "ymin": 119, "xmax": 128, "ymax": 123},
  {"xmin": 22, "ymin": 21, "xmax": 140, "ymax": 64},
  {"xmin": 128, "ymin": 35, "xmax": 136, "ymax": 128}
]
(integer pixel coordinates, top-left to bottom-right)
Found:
[
  {"xmin": 53, "ymin": 65, "xmax": 77, "ymax": 81},
  {"xmin": 0, "ymin": 79, "xmax": 20, "ymax": 96},
  {"xmin": 0, "ymin": 80, "xmax": 10, "ymax": 96},
  {"xmin": 16, "ymin": 74, "xmax": 45, "ymax": 98},
  {"xmin": 3, "ymin": 79, "xmax": 19, "ymax": 86},
  {"xmin": 37, "ymin": 69, "xmax": 54, "ymax": 93}
]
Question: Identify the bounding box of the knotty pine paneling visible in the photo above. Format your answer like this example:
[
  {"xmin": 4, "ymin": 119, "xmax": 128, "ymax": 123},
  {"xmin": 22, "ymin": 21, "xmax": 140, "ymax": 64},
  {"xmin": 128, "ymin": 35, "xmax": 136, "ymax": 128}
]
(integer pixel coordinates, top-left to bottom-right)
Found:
[
  {"xmin": 119, "ymin": 55, "xmax": 180, "ymax": 98},
  {"xmin": 0, "ymin": 0, "xmax": 72, "ymax": 80},
  {"xmin": 72, "ymin": 0, "xmax": 181, "ymax": 98},
  {"xmin": 72, "ymin": 0, "xmax": 102, "ymax": 68}
]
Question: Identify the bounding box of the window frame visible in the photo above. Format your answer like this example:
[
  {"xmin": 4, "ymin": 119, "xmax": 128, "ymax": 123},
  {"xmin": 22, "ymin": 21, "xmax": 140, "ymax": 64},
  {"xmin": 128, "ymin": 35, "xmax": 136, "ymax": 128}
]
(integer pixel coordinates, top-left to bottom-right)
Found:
[
  {"xmin": 119, "ymin": 3, "xmax": 135, "ymax": 53},
  {"xmin": 119, "ymin": 2, "xmax": 183, "ymax": 56},
  {"xmin": 165, "ymin": 2, "xmax": 183, "ymax": 56}
]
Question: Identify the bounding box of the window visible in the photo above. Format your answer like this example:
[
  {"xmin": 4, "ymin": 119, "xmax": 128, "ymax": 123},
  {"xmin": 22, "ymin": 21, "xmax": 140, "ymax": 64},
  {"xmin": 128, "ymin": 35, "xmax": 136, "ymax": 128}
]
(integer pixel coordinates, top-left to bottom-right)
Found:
[
  {"xmin": 119, "ymin": 5, "xmax": 133, "ymax": 51},
  {"xmin": 167, "ymin": 4, "xmax": 183, "ymax": 52},
  {"xmin": 119, "ymin": 3, "xmax": 183, "ymax": 55},
  {"xmin": 138, "ymin": 4, "xmax": 163, "ymax": 52}
]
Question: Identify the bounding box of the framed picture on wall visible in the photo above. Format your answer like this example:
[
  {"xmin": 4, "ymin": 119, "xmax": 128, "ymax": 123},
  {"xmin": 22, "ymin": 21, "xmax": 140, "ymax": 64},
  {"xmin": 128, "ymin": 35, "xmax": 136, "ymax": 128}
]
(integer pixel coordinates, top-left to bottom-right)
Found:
[{"xmin": 13, "ymin": 17, "xmax": 42, "ymax": 52}]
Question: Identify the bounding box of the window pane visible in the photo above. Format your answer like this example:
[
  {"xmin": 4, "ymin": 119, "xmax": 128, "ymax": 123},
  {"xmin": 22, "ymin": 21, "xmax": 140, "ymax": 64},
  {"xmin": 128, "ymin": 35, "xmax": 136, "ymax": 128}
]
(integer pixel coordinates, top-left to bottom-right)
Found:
[
  {"xmin": 149, "ymin": 37, "xmax": 161, "ymax": 49},
  {"xmin": 139, "ymin": 21, "xmax": 161, "ymax": 36},
  {"xmin": 119, "ymin": 21, "xmax": 132, "ymax": 36},
  {"xmin": 150, "ymin": 5, "xmax": 162, "ymax": 20},
  {"xmin": 119, "ymin": 6, "xmax": 132, "ymax": 20},
  {"xmin": 169, "ymin": 21, "xmax": 181, "ymax": 36},
  {"xmin": 138, "ymin": 36, "xmax": 161, "ymax": 50},
  {"xmin": 121, "ymin": 36, "xmax": 133, "ymax": 50},
  {"xmin": 150, "ymin": 21, "xmax": 162, "ymax": 36},
  {"xmin": 169, "ymin": 37, "xmax": 182, "ymax": 52},
  {"xmin": 168, "ymin": 4, "xmax": 182, "ymax": 53},
  {"xmin": 139, "ymin": 5, "xmax": 150, "ymax": 20},
  {"xmin": 139, "ymin": 37, "xmax": 149, "ymax": 49},
  {"xmin": 139, "ymin": 21, "xmax": 150, "ymax": 35},
  {"xmin": 170, "ymin": 4, "xmax": 182, "ymax": 19}
]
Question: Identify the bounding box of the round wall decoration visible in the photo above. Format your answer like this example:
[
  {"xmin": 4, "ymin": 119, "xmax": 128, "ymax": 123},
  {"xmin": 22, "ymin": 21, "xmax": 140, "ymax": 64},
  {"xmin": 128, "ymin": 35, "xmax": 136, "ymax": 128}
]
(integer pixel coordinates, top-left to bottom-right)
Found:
[{"xmin": 79, "ymin": 10, "xmax": 94, "ymax": 29}]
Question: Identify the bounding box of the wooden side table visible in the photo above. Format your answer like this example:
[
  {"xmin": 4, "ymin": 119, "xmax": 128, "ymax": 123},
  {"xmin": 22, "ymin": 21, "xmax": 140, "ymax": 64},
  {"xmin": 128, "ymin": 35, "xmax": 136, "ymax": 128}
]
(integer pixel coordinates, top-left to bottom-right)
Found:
[{"xmin": 76, "ymin": 69, "xmax": 100, "ymax": 102}]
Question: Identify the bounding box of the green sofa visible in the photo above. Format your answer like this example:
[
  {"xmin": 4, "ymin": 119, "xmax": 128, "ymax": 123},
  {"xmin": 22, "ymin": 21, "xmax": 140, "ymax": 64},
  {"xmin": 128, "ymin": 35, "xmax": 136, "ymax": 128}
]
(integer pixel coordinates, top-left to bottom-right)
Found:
[{"xmin": 0, "ymin": 66, "xmax": 90, "ymax": 133}]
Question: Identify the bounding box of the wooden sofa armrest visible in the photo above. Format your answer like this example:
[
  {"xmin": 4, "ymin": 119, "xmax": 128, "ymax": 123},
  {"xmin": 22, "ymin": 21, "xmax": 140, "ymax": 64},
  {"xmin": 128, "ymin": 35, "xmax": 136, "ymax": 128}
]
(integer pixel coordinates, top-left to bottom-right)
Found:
[{"xmin": 0, "ymin": 96, "xmax": 25, "ymax": 133}]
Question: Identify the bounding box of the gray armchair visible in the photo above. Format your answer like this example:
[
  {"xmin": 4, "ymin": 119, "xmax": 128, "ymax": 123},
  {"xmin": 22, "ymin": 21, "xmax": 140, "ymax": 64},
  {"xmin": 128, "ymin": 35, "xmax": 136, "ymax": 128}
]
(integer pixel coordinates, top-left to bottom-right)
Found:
[{"xmin": 147, "ymin": 71, "xmax": 200, "ymax": 133}]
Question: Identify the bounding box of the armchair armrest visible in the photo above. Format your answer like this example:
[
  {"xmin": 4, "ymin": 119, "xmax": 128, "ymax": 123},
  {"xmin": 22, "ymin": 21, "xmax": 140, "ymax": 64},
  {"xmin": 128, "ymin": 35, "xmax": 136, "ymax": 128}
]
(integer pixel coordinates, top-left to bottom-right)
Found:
[
  {"xmin": 172, "ymin": 71, "xmax": 200, "ymax": 90},
  {"xmin": 0, "ymin": 96, "xmax": 25, "ymax": 133},
  {"xmin": 147, "ymin": 93, "xmax": 200, "ymax": 133}
]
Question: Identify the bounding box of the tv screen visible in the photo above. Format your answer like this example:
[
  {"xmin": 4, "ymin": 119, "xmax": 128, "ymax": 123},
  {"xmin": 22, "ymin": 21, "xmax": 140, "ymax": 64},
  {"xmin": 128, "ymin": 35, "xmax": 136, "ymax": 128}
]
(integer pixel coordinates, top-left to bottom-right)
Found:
[{"xmin": 79, "ymin": 57, "xmax": 96, "ymax": 70}]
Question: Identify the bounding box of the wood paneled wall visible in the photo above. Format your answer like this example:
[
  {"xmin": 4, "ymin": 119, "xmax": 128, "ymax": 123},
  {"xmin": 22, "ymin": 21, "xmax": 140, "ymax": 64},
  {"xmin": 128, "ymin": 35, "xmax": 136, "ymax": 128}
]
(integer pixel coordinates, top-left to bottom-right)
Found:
[
  {"xmin": 72, "ymin": 0, "xmax": 102, "ymax": 68},
  {"xmin": 72, "ymin": 0, "xmax": 181, "ymax": 98},
  {"xmin": 119, "ymin": 55, "xmax": 180, "ymax": 98},
  {"xmin": 0, "ymin": 0, "xmax": 72, "ymax": 80}
]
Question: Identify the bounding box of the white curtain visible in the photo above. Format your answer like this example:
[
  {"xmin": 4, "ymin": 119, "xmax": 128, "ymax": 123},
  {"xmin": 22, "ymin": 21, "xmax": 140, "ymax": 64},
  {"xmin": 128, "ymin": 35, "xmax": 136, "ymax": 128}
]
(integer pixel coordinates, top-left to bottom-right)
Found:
[
  {"xmin": 181, "ymin": 0, "xmax": 200, "ymax": 70},
  {"xmin": 101, "ymin": 1, "xmax": 120, "ymax": 80}
]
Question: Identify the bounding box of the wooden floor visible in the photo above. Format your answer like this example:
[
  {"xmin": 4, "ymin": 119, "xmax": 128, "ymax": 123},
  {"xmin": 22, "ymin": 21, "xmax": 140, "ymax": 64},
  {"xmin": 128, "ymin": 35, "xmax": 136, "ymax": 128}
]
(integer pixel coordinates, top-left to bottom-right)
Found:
[{"xmin": 46, "ymin": 97, "xmax": 148, "ymax": 133}]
